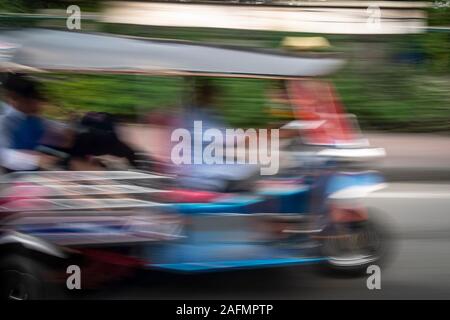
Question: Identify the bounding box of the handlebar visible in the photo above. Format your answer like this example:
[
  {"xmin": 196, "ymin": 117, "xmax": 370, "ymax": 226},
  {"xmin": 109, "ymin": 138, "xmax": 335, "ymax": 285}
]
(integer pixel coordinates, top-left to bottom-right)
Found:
[{"xmin": 35, "ymin": 145, "xmax": 70, "ymax": 160}]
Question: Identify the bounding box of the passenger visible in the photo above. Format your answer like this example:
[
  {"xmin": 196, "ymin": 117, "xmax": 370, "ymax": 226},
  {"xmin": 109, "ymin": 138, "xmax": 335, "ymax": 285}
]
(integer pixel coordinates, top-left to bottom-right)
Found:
[
  {"xmin": 266, "ymin": 80, "xmax": 299, "ymax": 140},
  {"xmin": 0, "ymin": 73, "xmax": 58, "ymax": 171},
  {"xmin": 69, "ymin": 111, "xmax": 141, "ymax": 168}
]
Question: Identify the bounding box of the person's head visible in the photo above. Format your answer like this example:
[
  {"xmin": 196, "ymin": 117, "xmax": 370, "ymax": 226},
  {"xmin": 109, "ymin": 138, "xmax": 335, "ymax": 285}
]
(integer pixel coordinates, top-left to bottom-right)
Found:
[
  {"xmin": 268, "ymin": 80, "xmax": 288, "ymax": 101},
  {"xmin": 193, "ymin": 78, "xmax": 218, "ymax": 108},
  {"xmin": 2, "ymin": 73, "xmax": 45, "ymax": 115}
]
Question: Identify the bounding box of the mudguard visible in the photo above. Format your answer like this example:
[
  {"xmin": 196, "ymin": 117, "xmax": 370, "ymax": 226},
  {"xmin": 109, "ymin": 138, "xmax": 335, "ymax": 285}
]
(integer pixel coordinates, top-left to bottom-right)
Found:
[{"xmin": 325, "ymin": 171, "xmax": 386, "ymax": 200}]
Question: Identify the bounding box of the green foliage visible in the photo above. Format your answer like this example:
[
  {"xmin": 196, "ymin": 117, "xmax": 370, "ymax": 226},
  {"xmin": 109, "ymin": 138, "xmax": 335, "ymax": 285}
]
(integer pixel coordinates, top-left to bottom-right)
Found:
[
  {"xmin": 0, "ymin": 0, "xmax": 33, "ymax": 13},
  {"xmin": 428, "ymin": 3, "xmax": 450, "ymax": 26},
  {"xmin": 334, "ymin": 66, "xmax": 450, "ymax": 131},
  {"xmin": 420, "ymin": 32, "xmax": 450, "ymax": 73},
  {"xmin": 1, "ymin": 2, "xmax": 448, "ymax": 132},
  {"xmin": 44, "ymin": 75, "xmax": 184, "ymax": 119},
  {"xmin": 0, "ymin": 0, "xmax": 100, "ymax": 13}
]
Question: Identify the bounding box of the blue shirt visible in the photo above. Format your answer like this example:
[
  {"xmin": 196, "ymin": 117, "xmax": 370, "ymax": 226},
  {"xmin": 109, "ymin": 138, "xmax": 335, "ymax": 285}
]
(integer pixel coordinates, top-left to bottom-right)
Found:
[
  {"xmin": 10, "ymin": 114, "xmax": 45, "ymax": 150},
  {"xmin": 0, "ymin": 104, "xmax": 46, "ymax": 171},
  {"xmin": 176, "ymin": 107, "xmax": 258, "ymax": 191}
]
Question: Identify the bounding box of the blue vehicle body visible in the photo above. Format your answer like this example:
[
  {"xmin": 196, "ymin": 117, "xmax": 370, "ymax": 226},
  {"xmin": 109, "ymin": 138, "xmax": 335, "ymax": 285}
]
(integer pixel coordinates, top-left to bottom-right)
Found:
[{"xmin": 142, "ymin": 170, "xmax": 384, "ymax": 272}]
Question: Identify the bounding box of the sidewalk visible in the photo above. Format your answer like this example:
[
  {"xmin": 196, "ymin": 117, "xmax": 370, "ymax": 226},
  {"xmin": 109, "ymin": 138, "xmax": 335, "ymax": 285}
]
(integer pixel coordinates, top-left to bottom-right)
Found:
[
  {"xmin": 119, "ymin": 124, "xmax": 450, "ymax": 182},
  {"xmin": 367, "ymin": 133, "xmax": 450, "ymax": 181}
]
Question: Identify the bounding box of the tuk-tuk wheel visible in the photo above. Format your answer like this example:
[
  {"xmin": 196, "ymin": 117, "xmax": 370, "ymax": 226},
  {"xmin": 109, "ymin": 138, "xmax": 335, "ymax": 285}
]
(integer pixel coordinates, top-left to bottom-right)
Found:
[
  {"xmin": 0, "ymin": 254, "xmax": 53, "ymax": 300},
  {"xmin": 318, "ymin": 208, "xmax": 393, "ymax": 276}
]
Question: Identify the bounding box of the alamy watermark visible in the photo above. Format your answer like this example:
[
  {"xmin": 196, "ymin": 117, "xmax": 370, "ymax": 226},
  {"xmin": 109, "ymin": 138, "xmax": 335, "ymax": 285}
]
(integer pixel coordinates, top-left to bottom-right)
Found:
[
  {"xmin": 366, "ymin": 5, "xmax": 381, "ymax": 31},
  {"xmin": 66, "ymin": 265, "xmax": 81, "ymax": 290},
  {"xmin": 66, "ymin": 5, "xmax": 81, "ymax": 30},
  {"xmin": 171, "ymin": 121, "xmax": 280, "ymax": 175},
  {"xmin": 366, "ymin": 264, "xmax": 381, "ymax": 290},
  {"xmin": 432, "ymin": 0, "xmax": 450, "ymax": 8}
]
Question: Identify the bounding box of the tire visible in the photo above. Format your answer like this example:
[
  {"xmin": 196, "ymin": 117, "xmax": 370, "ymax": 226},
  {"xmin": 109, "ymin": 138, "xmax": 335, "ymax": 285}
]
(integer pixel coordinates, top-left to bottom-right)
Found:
[
  {"xmin": 0, "ymin": 254, "xmax": 64, "ymax": 300},
  {"xmin": 318, "ymin": 209, "xmax": 393, "ymax": 276}
]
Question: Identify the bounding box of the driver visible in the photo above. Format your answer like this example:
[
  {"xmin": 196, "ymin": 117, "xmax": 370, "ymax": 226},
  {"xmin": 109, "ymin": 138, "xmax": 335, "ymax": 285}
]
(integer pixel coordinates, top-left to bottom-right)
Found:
[{"xmin": 176, "ymin": 79, "xmax": 259, "ymax": 192}]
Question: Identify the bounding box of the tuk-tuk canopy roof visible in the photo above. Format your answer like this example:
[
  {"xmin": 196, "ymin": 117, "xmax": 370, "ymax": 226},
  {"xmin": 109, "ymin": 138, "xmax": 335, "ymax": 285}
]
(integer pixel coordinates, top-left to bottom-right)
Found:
[{"xmin": 0, "ymin": 29, "xmax": 344, "ymax": 78}]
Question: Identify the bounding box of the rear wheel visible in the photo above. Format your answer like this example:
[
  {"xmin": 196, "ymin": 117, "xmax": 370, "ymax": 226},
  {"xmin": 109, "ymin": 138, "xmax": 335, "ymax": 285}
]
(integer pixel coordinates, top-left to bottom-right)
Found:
[{"xmin": 319, "ymin": 209, "xmax": 392, "ymax": 276}]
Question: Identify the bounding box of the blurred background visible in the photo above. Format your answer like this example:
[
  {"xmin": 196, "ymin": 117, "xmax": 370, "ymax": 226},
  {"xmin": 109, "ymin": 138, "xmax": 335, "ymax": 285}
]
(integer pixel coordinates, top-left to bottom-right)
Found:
[{"xmin": 0, "ymin": 0, "xmax": 448, "ymax": 132}]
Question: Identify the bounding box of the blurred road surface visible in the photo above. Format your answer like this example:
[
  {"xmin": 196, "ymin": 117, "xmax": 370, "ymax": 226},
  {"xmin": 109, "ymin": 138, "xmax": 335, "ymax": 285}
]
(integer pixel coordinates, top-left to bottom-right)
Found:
[{"xmin": 91, "ymin": 182, "xmax": 450, "ymax": 300}]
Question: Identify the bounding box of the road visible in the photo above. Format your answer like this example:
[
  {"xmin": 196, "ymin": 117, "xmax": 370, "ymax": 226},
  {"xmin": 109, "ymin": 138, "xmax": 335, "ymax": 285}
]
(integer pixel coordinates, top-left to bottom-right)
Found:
[{"xmin": 92, "ymin": 182, "xmax": 450, "ymax": 300}]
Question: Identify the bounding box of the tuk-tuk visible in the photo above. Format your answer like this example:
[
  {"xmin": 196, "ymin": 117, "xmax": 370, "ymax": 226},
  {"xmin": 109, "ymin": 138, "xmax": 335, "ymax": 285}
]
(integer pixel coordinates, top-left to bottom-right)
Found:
[{"xmin": 0, "ymin": 29, "xmax": 391, "ymax": 299}]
